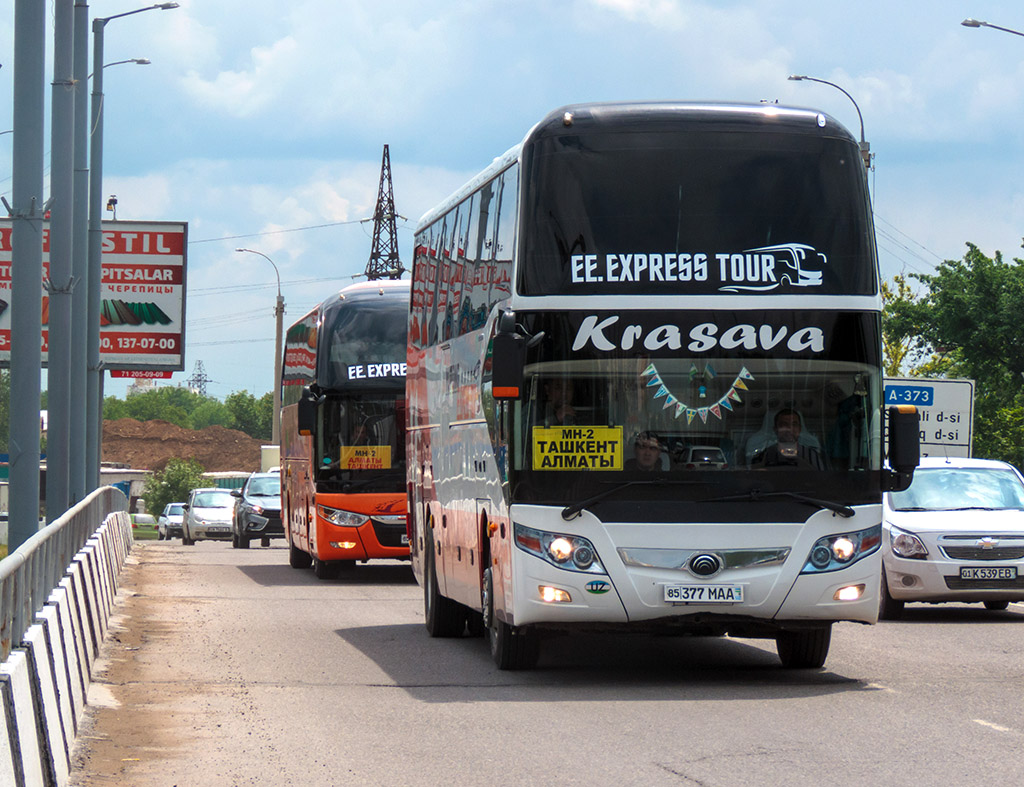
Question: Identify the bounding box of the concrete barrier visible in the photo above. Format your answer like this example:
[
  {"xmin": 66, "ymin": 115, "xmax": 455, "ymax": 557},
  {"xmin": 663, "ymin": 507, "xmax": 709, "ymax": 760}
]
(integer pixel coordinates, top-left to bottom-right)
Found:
[{"xmin": 0, "ymin": 499, "xmax": 132, "ymax": 786}]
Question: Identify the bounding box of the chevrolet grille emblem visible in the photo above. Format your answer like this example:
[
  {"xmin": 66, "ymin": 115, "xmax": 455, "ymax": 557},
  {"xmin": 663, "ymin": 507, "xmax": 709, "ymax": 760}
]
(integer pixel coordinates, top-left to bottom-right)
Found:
[{"xmin": 977, "ymin": 537, "xmax": 999, "ymax": 549}]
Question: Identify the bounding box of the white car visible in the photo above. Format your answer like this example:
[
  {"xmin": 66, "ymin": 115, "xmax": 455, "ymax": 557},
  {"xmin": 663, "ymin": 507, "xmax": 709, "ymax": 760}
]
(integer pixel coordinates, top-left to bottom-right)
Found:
[
  {"xmin": 157, "ymin": 502, "xmax": 185, "ymax": 540},
  {"xmin": 880, "ymin": 457, "xmax": 1024, "ymax": 619},
  {"xmin": 181, "ymin": 488, "xmax": 236, "ymax": 545}
]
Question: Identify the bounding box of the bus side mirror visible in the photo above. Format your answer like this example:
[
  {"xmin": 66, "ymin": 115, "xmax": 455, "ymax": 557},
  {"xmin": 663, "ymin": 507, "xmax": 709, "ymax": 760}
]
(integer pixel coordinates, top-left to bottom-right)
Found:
[
  {"xmin": 297, "ymin": 387, "xmax": 319, "ymax": 436},
  {"xmin": 884, "ymin": 405, "xmax": 920, "ymax": 492},
  {"xmin": 491, "ymin": 311, "xmax": 525, "ymax": 400}
]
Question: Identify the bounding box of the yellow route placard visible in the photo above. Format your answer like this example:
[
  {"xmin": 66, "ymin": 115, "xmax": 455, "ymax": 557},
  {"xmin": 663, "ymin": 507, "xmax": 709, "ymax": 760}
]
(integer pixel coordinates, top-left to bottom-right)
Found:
[
  {"xmin": 340, "ymin": 445, "xmax": 392, "ymax": 470},
  {"xmin": 532, "ymin": 426, "xmax": 623, "ymax": 470}
]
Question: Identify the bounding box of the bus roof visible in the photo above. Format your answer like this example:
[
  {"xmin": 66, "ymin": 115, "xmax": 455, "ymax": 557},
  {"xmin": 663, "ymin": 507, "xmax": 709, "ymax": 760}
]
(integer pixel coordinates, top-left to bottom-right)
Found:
[{"xmin": 416, "ymin": 101, "xmax": 856, "ymax": 231}]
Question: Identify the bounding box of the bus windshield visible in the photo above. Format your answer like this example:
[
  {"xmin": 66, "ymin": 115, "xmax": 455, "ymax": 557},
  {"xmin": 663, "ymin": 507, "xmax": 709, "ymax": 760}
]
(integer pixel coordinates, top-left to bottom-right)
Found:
[
  {"xmin": 520, "ymin": 126, "xmax": 876, "ymax": 296},
  {"xmin": 315, "ymin": 393, "xmax": 406, "ymax": 493},
  {"xmin": 503, "ymin": 309, "xmax": 882, "ymax": 514}
]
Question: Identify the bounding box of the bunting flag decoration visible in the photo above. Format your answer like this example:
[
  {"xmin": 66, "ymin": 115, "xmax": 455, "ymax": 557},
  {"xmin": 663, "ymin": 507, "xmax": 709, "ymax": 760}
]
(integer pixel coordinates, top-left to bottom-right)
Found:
[{"xmin": 639, "ymin": 363, "xmax": 755, "ymax": 425}]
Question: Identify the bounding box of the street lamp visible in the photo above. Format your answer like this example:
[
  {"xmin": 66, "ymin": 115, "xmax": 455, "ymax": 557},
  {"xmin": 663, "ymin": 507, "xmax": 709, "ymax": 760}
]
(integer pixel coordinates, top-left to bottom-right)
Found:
[
  {"xmin": 962, "ymin": 18, "xmax": 1024, "ymax": 37},
  {"xmin": 235, "ymin": 248, "xmax": 285, "ymax": 446},
  {"xmin": 88, "ymin": 58, "xmax": 151, "ymax": 80},
  {"xmin": 788, "ymin": 74, "xmax": 871, "ymax": 169},
  {"xmin": 86, "ymin": 2, "xmax": 178, "ymax": 489}
]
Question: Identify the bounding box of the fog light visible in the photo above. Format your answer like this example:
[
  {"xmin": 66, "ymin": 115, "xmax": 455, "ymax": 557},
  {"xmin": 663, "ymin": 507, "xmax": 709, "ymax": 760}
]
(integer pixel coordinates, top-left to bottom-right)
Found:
[
  {"xmin": 833, "ymin": 584, "xmax": 864, "ymax": 601},
  {"xmin": 330, "ymin": 541, "xmax": 358, "ymax": 549},
  {"xmin": 539, "ymin": 586, "xmax": 571, "ymax": 603}
]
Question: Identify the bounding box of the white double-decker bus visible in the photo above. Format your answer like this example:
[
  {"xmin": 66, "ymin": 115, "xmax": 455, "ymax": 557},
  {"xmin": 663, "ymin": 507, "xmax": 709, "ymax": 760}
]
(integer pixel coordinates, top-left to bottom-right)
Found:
[{"xmin": 407, "ymin": 102, "xmax": 918, "ymax": 670}]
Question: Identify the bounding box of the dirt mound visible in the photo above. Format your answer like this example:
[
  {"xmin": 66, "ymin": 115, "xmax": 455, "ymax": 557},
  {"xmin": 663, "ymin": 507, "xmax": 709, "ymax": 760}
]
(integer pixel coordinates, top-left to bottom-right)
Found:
[{"xmin": 102, "ymin": 419, "xmax": 264, "ymax": 473}]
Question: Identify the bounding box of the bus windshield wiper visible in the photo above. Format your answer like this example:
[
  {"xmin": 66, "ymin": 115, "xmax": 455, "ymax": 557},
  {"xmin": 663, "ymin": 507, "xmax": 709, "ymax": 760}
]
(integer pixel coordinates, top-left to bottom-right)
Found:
[
  {"xmin": 561, "ymin": 479, "xmax": 708, "ymax": 521},
  {"xmin": 702, "ymin": 488, "xmax": 855, "ymax": 518}
]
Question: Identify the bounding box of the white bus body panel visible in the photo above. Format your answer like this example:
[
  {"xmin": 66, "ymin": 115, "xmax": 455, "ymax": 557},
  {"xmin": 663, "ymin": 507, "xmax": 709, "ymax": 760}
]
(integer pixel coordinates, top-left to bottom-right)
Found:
[{"xmin": 508, "ymin": 503, "xmax": 881, "ymax": 628}]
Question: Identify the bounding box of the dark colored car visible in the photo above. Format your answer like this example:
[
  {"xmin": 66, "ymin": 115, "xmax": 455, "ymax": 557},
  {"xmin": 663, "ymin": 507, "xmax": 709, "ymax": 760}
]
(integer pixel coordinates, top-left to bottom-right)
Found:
[{"xmin": 231, "ymin": 472, "xmax": 283, "ymax": 548}]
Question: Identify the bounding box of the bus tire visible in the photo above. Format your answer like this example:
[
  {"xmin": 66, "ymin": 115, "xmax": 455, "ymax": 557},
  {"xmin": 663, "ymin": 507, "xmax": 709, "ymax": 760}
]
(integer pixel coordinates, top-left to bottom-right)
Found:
[
  {"xmin": 484, "ymin": 568, "xmax": 540, "ymax": 670},
  {"xmin": 879, "ymin": 568, "xmax": 904, "ymax": 621},
  {"xmin": 289, "ymin": 540, "xmax": 312, "ymax": 569},
  {"xmin": 775, "ymin": 625, "xmax": 831, "ymax": 669},
  {"xmin": 313, "ymin": 557, "xmax": 340, "ymax": 580},
  {"xmin": 424, "ymin": 529, "xmax": 463, "ymax": 637}
]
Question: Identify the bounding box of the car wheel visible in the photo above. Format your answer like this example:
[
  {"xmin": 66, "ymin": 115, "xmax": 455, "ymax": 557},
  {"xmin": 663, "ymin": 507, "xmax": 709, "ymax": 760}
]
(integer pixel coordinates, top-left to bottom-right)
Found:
[
  {"xmin": 984, "ymin": 600, "xmax": 1009, "ymax": 611},
  {"xmin": 288, "ymin": 540, "xmax": 312, "ymax": 569},
  {"xmin": 261, "ymin": 537, "xmax": 271, "ymax": 547},
  {"xmin": 231, "ymin": 531, "xmax": 239, "ymax": 548},
  {"xmin": 423, "ymin": 527, "xmax": 464, "ymax": 638},
  {"xmin": 879, "ymin": 568, "xmax": 904, "ymax": 621},
  {"xmin": 483, "ymin": 567, "xmax": 539, "ymax": 669},
  {"xmin": 237, "ymin": 534, "xmax": 251, "ymax": 549},
  {"xmin": 182, "ymin": 534, "xmax": 194, "ymax": 546}
]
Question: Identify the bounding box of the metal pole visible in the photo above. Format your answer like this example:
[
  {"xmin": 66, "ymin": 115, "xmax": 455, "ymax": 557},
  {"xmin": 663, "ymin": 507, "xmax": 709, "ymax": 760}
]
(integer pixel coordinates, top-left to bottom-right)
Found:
[
  {"xmin": 235, "ymin": 248, "xmax": 284, "ymax": 445},
  {"xmin": 9, "ymin": 0, "xmax": 47, "ymax": 550},
  {"xmin": 273, "ymin": 294, "xmax": 283, "ymax": 445},
  {"xmin": 70, "ymin": 0, "xmax": 90, "ymax": 502},
  {"xmin": 86, "ymin": 17, "xmax": 106, "ymax": 491},
  {"xmin": 47, "ymin": 0, "xmax": 76, "ymax": 520}
]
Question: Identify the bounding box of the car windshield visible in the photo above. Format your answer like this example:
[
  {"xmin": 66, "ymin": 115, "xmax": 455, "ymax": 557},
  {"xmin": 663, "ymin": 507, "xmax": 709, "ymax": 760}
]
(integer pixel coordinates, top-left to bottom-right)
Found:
[
  {"xmin": 167, "ymin": 504, "xmax": 184, "ymax": 516},
  {"xmin": 247, "ymin": 477, "xmax": 280, "ymax": 496},
  {"xmin": 890, "ymin": 467, "xmax": 1024, "ymax": 511},
  {"xmin": 192, "ymin": 491, "xmax": 234, "ymax": 509}
]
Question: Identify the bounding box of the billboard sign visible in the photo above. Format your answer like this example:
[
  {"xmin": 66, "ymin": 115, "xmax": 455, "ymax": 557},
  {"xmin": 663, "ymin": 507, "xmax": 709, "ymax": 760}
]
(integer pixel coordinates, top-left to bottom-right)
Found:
[
  {"xmin": 884, "ymin": 377, "xmax": 974, "ymax": 458},
  {"xmin": 0, "ymin": 219, "xmax": 187, "ymax": 371}
]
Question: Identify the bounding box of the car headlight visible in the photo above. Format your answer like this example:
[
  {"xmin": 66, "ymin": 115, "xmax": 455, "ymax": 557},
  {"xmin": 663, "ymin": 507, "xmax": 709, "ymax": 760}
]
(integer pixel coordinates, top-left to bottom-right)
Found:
[
  {"xmin": 514, "ymin": 523, "xmax": 606, "ymax": 574},
  {"xmin": 249, "ymin": 504, "xmax": 264, "ymax": 515},
  {"xmin": 318, "ymin": 505, "xmax": 369, "ymax": 527},
  {"xmin": 888, "ymin": 525, "xmax": 928, "ymax": 559},
  {"xmin": 801, "ymin": 525, "xmax": 881, "ymax": 574}
]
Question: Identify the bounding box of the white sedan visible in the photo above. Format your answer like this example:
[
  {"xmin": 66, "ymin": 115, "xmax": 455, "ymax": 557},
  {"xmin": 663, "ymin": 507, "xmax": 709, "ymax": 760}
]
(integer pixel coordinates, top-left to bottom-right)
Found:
[{"xmin": 880, "ymin": 456, "xmax": 1024, "ymax": 619}]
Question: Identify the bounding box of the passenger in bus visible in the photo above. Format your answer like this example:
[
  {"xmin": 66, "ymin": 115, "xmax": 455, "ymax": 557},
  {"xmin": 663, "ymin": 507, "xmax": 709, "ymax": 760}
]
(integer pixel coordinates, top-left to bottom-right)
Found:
[
  {"xmin": 543, "ymin": 378, "xmax": 577, "ymax": 425},
  {"xmin": 750, "ymin": 408, "xmax": 827, "ymax": 470},
  {"xmin": 625, "ymin": 431, "xmax": 665, "ymax": 472}
]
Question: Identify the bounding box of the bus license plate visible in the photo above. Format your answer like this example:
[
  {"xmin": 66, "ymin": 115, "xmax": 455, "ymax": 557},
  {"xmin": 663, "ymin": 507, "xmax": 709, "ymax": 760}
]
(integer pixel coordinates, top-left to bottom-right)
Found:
[
  {"xmin": 959, "ymin": 566, "xmax": 1017, "ymax": 580},
  {"xmin": 664, "ymin": 584, "xmax": 743, "ymax": 603},
  {"xmin": 401, "ymin": 533, "xmax": 409, "ymax": 545}
]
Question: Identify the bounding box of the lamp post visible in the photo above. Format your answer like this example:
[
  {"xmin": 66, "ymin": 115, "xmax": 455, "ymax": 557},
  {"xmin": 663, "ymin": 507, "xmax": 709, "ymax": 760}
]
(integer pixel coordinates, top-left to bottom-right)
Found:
[
  {"xmin": 88, "ymin": 57, "xmax": 151, "ymax": 80},
  {"xmin": 788, "ymin": 74, "xmax": 871, "ymax": 169},
  {"xmin": 962, "ymin": 18, "xmax": 1024, "ymax": 37},
  {"xmin": 235, "ymin": 248, "xmax": 285, "ymax": 446},
  {"xmin": 86, "ymin": 2, "xmax": 177, "ymax": 490}
]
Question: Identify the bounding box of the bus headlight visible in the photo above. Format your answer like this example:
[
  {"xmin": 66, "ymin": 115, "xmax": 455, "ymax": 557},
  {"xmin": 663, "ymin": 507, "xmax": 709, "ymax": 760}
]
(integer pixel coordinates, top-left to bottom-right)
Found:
[
  {"xmin": 318, "ymin": 505, "xmax": 370, "ymax": 527},
  {"xmin": 514, "ymin": 524, "xmax": 606, "ymax": 574},
  {"xmin": 801, "ymin": 525, "xmax": 881, "ymax": 574}
]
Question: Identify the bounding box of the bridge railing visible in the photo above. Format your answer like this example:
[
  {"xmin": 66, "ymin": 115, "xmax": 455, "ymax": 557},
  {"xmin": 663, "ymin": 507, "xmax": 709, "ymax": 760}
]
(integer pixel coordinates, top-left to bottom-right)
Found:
[{"xmin": 0, "ymin": 487, "xmax": 130, "ymax": 661}]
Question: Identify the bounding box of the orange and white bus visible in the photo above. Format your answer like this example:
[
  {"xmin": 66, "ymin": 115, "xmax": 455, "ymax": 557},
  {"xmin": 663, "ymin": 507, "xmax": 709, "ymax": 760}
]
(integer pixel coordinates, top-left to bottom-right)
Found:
[{"xmin": 280, "ymin": 279, "xmax": 410, "ymax": 579}]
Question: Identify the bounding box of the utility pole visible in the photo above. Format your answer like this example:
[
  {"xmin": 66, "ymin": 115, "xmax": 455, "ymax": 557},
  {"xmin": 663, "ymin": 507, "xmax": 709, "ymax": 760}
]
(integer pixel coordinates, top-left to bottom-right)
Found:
[
  {"xmin": 364, "ymin": 145, "xmax": 404, "ymax": 280},
  {"xmin": 186, "ymin": 360, "xmax": 211, "ymax": 397}
]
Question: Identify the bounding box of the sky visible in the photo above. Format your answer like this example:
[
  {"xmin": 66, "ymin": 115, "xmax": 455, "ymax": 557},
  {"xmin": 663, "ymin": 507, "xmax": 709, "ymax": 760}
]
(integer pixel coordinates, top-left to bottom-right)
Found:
[{"xmin": 2, "ymin": 0, "xmax": 1023, "ymax": 401}]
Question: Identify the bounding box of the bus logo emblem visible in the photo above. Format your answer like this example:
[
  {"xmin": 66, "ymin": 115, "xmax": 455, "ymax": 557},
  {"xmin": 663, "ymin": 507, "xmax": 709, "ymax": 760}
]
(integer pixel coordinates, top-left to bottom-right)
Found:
[{"xmin": 586, "ymin": 581, "xmax": 611, "ymax": 594}]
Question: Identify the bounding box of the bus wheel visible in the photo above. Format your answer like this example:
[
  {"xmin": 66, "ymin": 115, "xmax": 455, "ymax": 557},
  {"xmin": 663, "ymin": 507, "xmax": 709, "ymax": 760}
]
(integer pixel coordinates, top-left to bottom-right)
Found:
[
  {"xmin": 483, "ymin": 568, "xmax": 540, "ymax": 670},
  {"xmin": 313, "ymin": 557, "xmax": 340, "ymax": 580},
  {"xmin": 424, "ymin": 530, "xmax": 463, "ymax": 637},
  {"xmin": 775, "ymin": 625, "xmax": 831, "ymax": 669},
  {"xmin": 879, "ymin": 568, "xmax": 904, "ymax": 621},
  {"xmin": 289, "ymin": 540, "xmax": 312, "ymax": 569}
]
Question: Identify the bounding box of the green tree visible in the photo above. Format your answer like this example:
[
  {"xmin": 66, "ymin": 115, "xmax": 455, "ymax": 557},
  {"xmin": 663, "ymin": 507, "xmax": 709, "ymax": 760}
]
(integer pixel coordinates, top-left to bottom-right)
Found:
[
  {"xmin": 224, "ymin": 390, "xmax": 272, "ymax": 441},
  {"xmin": 191, "ymin": 399, "xmax": 235, "ymax": 430},
  {"xmin": 907, "ymin": 243, "xmax": 1024, "ymax": 465},
  {"xmin": 142, "ymin": 457, "xmax": 206, "ymax": 517}
]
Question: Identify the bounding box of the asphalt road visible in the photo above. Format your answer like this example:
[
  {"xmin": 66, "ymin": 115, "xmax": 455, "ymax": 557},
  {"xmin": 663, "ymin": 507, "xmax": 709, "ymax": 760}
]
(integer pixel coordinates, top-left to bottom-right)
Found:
[{"xmin": 68, "ymin": 540, "xmax": 1024, "ymax": 786}]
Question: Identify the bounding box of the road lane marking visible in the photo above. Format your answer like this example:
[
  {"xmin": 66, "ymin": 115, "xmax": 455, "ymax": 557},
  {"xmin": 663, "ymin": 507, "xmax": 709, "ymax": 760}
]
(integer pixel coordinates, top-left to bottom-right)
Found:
[{"xmin": 974, "ymin": 719, "xmax": 1014, "ymax": 734}]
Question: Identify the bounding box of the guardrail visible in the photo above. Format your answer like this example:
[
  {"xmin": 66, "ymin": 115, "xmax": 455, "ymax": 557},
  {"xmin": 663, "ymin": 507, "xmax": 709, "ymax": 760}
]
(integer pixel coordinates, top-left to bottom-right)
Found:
[
  {"xmin": 1, "ymin": 486, "xmax": 132, "ymax": 785},
  {"xmin": 1, "ymin": 487, "xmax": 130, "ymax": 661}
]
